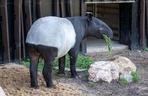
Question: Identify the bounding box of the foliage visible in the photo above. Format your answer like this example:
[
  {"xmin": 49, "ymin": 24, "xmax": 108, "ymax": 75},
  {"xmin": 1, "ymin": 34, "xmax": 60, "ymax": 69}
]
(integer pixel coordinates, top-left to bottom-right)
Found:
[
  {"xmin": 118, "ymin": 71, "xmax": 140, "ymax": 85},
  {"xmin": 118, "ymin": 78, "xmax": 128, "ymax": 86},
  {"xmin": 144, "ymin": 48, "xmax": 148, "ymax": 52},
  {"xmin": 103, "ymin": 34, "xmax": 112, "ymax": 55},
  {"xmin": 131, "ymin": 71, "xmax": 140, "ymax": 82},
  {"xmin": 22, "ymin": 54, "xmax": 94, "ymax": 71}
]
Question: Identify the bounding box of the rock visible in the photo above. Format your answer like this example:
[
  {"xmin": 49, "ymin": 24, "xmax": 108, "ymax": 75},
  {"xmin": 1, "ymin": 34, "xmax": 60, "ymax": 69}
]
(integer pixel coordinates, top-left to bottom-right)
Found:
[
  {"xmin": 88, "ymin": 56, "xmax": 137, "ymax": 83},
  {"xmin": 0, "ymin": 86, "xmax": 6, "ymax": 96},
  {"xmin": 112, "ymin": 56, "xmax": 137, "ymax": 82},
  {"xmin": 113, "ymin": 55, "xmax": 137, "ymax": 73},
  {"xmin": 88, "ymin": 61, "xmax": 119, "ymax": 83}
]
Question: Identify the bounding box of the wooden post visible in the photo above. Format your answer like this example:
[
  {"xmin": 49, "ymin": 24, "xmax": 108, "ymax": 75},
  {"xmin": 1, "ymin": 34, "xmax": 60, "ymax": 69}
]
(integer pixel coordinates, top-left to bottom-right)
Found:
[
  {"xmin": 61, "ymin": 0, "xmax": 65, "ymax": 17},
  {"xmin": 0, "ymin": 0, "xmax": 11, "ymax": 63},
  {"xmin": 140, "ymin": 0, "xmax": 146, "ymax": 48},
  {"xmin": 131, "ymin": 0, "xmax": 140, "ymax": 49},
  {"xmin": 146, "ymin": 0, "xmax": 148, "ymax": 46},
  {"xmin": 80, "ymin": 0, "xmax": 87, "ymax": 54},
  {"xmin": 24, "ymin": 0, "xmax": 32, "ymax": 32},
  {"xmin": 32, "ymin": 0, "xmax": 37, "ymax": 22},
  {"xmin": 69, "ymin": 0, "xmax": 73, "ymax": 16},
  {"xmin": 119, "ymin": 4, "xmax": 131, "ymax": 45},
  {"xmin": 36, "ymin": 0, "xmax": 42, "ymax": 17},
  {"xmin": 21, "ymin": 8, "xmax": 25, "ymax": 59},
  {"xmin": 14, "ymin": 0, "xmax": 22, "ymax": 62}
]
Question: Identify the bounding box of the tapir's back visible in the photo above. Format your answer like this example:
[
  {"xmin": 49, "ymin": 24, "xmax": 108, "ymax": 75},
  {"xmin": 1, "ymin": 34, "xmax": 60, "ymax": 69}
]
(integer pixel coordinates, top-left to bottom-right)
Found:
[{"xmin": 26, "ymin": 16, "xmax": 76, "ymax": 58}]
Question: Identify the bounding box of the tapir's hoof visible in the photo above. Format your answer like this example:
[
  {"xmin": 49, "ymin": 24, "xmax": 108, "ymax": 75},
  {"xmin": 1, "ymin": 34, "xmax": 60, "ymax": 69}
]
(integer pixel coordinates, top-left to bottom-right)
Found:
[
  {"xmin": 57, "ymin": 71, "xmax": 65, "ymax": 75},
  {"xmin": 47, "ymin": 84, "xmax": 56, "ymax": 89},
  {"xmin": 71, "ymin": 74, "xmax": 80, "ymax": 79},
  {"xmin": 31, "ymin": 85, "xmax": 39, "ymax": 89}
]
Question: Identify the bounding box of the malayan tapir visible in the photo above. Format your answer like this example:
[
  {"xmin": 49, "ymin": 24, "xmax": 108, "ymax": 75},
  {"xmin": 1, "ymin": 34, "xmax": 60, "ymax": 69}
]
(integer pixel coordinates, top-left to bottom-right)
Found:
[{"xmin": 26, "ymin": 12, "xmax": 113, "ymax": 88}]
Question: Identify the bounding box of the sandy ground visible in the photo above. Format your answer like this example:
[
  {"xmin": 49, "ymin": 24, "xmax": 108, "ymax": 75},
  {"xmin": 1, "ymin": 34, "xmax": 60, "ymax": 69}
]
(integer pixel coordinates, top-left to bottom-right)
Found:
[{"xmin": 0, "ymin": 50, "xmax": 148, "ymax": 96}]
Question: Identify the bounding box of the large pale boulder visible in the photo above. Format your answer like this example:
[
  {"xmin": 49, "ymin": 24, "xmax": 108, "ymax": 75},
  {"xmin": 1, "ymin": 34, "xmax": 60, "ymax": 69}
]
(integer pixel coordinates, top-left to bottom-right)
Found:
[
  {"xmin": 88, "ymin": 56, "xmax": 137, "ymax": 83},
  {"xmin": 88, "ymin": 61, "xmax": 119, "ymax": 83}
]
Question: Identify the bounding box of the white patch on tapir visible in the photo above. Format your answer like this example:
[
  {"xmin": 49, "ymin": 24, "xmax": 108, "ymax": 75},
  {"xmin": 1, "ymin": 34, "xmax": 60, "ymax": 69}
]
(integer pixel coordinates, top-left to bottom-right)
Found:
[{"xmin": 26, "ymin": 16, "xmax": 76, "ymax": 58}]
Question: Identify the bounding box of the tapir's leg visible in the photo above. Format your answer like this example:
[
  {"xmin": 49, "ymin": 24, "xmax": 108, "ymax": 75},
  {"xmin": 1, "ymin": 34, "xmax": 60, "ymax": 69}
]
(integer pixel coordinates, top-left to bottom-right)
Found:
[
  {"xmin": 68, "ymin": 48, "xmax": 79, "ymax": 78},
  {"xmin": 38, "ymin": 46, "xmax": 58, "ymax": 88},
  {"xmin": 58, "ymin": 56, "xmax": 66, "ymax": 74},
  {"xmin": 28, "ymin": 47, "xmax": 40, "ymax": 88}
]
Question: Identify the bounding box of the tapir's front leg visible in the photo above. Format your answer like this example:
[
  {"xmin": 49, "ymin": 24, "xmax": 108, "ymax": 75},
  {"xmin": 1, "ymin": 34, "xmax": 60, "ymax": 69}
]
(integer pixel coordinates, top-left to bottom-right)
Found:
[
  {"xmin": 58, "ymin": 56, "xmax": 66, "ymax": 74},
  {"xmin": 68, "ymin": 47, "xmax": 79, "ymax": 78}
]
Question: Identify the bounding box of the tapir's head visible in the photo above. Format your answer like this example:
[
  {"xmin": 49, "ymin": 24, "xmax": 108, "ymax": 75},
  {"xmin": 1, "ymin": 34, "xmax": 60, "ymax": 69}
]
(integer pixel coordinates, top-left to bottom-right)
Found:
[{"xmin": 85, "ymin": 12, "xmax": 113, "ymax": 39}]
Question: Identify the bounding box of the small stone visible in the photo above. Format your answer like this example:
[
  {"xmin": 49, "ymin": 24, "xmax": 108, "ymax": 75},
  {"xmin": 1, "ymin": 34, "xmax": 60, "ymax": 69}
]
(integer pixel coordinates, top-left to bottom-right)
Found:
[{"xmin": 0, "ymin": 86, "xmax": 6, "ymax": 96}]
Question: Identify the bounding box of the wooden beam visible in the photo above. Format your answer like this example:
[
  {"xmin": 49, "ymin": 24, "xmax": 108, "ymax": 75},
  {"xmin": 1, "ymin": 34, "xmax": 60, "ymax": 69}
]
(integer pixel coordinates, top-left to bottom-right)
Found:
[
  {"xmin": 24, "ymin": 0, "xmax": 32, "ymax": 31},
  {"xmin": 32, "ymin": 0, "xmax": 37, "ymax": 22},
  {"xmin": 21, "ymin": 8, "xmax": 25, "ymax": 59},
  {"xmin": 0, "ymin": 0, "xmax": 11, "ymax": 63},
  {"xmin": 130, "ymin": 0, "xmax": 140, "ymax": 49},
  {"xmin": 14, "ymin": 0, "xmax": 22, "ymax": 62},
  {"xmin": 146, "ymin": 0, "xmax": 148, "ymax": 46},
  {"xmin": 36, "ymin": 0, "xmax": 42, "ymax": 17},
  {"xmin": 80, "ymin": 0, "xmax": 87, "ymax": 54},
  {"xmin": 61, "ymin": 0, "xmax": 65, "ymax": 17},
  {"xmin": 85, "ymin": 1, "xmax": 135, "ymax": 4},
  {"xmin": 140, "ymin": 0, "xmax": 146, "ymax": 48},
  {"xmin": 119, "ymin": 4, "xmax": 131, "ymax": 45}
]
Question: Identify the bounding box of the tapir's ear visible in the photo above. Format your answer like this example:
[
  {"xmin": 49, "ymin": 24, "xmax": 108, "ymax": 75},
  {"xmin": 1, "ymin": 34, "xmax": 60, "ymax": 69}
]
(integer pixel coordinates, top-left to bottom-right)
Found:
[{"xmin": 85, "ymin": 12, "xmax": 93, "ymax": 21}]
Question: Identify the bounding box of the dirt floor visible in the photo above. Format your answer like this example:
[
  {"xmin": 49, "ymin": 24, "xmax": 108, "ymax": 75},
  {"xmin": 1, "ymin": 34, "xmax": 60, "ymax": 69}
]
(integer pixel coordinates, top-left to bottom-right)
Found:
[{"xmin": 0, "ymin": 49, "xmax": 148, "ymax": 96}]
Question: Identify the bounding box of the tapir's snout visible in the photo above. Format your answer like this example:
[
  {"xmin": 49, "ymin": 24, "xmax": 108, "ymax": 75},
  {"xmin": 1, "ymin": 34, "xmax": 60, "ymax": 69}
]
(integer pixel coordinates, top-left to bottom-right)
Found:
[
  {"xmin": 101, "ymin": 23, "xmax": 113, "ymax": 39},
  {"xmin": 107, "ymin": 29, "xmax": 113, "ymax": 39}
]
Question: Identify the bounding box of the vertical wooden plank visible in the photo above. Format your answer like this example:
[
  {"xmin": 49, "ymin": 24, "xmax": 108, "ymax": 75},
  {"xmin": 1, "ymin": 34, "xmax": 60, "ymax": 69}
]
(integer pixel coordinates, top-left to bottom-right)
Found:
[
  {"xmin": 146, "ymin": 0, "xmax": 148, "ymax": 46},
  {"xmin": 140, "ymin": 0, "xmax": 146, "ymax": 48},
  {"xmin": 131, "ymin": 0, "xmax": 140, "ymax": 49},
  {"xmin": 24, "ymin": 0, "xmax": 32, "ymax": 32},
  {"xmin": 39, "ymin": 0, "xmax": 52, "ymax": 17},
  {"xmin": 0, "ymin": 0, "xmax": 10, "ymax": 63},
  {"xmin": 119, "ymin": 4, "xmax": 131, "ymax": 45},
  {"xmin": 32, "ymin": 0, "xmax": 37, "ymax": 22},
  {"xmin": 14, "ymin": 0, "xmax": 22, "ymax": 62},
  {"xmin": 21, "ymin": 7, "xmax": 25, "ymax": 59},
  {"xmin": 36, "ymin": 0, "xmax": 42, "ymax": 17},
  {"xmin": 61, "ymin": 0, "xmax": 65, "ymax": 17},
  {"xmin": 52, "ymin": 0, "xmax": 60, "ymax": 16},
  {"xmin": 80, "ymin": 0, "xmax": 87, "ymax": 54},
  {"xmin": 69, "ymin": 0, "xmax": 73, "ymax": 16}
]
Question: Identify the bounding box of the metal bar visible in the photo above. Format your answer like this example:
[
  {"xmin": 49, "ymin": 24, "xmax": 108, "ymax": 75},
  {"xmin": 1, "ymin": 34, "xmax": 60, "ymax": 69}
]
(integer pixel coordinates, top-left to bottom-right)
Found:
[{"xmin": 0, "ymin": 0, "xmax": 11, "ymax": 63}]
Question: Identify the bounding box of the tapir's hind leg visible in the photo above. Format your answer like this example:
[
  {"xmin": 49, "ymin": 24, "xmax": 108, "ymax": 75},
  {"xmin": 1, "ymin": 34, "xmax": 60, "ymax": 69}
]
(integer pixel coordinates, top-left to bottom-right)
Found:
[
  {"xmin": 27, "ymin": 46, "xmax": 40, "ymax": 88},
  {"xmin": 58, "ymin": 56, "xmax": 66, "ymax": 74},
  {"xmin": 37, "ymin": 46, "xmax": 58, "ymax": 88}
]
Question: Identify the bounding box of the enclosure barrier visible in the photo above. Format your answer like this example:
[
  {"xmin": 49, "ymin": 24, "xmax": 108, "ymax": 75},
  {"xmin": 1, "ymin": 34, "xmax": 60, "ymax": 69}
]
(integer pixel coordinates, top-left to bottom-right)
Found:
[{"xmin": 0, "ymin": 0, "xmax": 148, "ymax": 63}]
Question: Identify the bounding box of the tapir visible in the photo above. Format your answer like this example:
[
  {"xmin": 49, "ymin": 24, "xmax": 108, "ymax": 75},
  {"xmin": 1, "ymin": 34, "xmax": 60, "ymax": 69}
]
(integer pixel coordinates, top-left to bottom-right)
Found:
[{"xmin": 26, "ymin": 12, "xmax": 113, "ymax": 88}]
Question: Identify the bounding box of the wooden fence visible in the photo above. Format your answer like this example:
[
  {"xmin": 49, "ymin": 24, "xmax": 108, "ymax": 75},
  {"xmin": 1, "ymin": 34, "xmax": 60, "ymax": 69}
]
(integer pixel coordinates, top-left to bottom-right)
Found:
[
  {"xmin": 0, "ymin": 0, "xmax": 148, "ymax": 63},
  {"xmin": 0, "ymin": 0, "xmax": 85, "ymax": 63}
]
